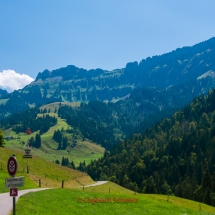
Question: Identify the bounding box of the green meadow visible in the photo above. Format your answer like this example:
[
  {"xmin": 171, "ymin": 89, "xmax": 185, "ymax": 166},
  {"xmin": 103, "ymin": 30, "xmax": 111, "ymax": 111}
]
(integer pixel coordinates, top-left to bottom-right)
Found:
[
  {"xmin": 0, "ymin": 147, "xmax": 94, "ymax": 193},
  {"xmin": 1, "ymin": 146, "xmax": 215, "ymax": 215},
  {"xmin": 13, "ymin": 182, "xmax": 215, "ymax": 215},
  {"xmin": 3, "ymin": 102, "xmax": 104, "ymax": 166}
]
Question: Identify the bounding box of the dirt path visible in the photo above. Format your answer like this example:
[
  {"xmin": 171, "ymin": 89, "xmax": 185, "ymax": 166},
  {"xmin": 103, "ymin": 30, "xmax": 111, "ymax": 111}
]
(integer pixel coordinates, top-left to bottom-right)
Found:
[{"xmin": 0, "ymin": 188, "xmax": 49, "ymax": 215}]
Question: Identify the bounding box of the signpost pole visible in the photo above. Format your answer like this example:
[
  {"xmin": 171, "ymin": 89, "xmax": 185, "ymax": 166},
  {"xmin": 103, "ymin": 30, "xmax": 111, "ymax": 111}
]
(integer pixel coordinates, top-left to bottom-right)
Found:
[
  {"xmin": 6, "ymin": 156, "xmax": 24, "ymax": 215},
  {"xmin": 7, "ymin": 155, "xmax": 18, "ymax": 215},
  {"xmin": 13, "ymin": 196, "xmax": 16, "ymax": 215}
]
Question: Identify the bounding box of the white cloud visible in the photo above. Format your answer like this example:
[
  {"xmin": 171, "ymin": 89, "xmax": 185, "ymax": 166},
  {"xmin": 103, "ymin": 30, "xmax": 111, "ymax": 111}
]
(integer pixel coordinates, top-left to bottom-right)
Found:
[{"xmin": 0, "ymin": 70, "xmax": 34, "ymax": 92}]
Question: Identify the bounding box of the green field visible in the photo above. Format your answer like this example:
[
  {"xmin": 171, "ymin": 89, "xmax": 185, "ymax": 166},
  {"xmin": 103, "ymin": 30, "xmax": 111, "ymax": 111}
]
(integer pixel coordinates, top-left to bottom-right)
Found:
[
  {"xmin": 3, "ymin": 103, "xmax": 104, "ymax": 166},
  {"xmin": 12, "ymin": 182, "xmax": 215, "ymax": 215},
  {"xmin": 1, "ymin": 148, "xmax": 215, "ymax": 215},
  {"xmin": 0, "ymin": 147, "xmax": 94, "ymax": 193}
]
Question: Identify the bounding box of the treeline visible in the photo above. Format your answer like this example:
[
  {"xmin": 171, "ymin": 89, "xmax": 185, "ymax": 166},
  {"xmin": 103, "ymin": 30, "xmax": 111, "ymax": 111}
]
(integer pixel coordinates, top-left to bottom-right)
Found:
[
  {"xmin": 57, "ymin": 98, "xmax": 176, "ymax": 149},
  {"xmin": 55, "ymin": 156, "xmax": 85, "ymax": 171},
  {"xmin": 58, "ymin": 101, "xmax": 117, "ymax": 149},
  {"xmin": 52, "ymin": 127, "xmax": 79, "ymax": 150},
  {"xmin": 86, "ymin": 89, "xmax": 215, "ymax": 206},
  {"xmin": 52, "ymin": 129, "xmax": 69, "ymax": 150},
  {"xmin": 0, "ymin": 107, "xmax": 57, "ymax": 135},
  {"xmin": 57, "ymin": 84, "xmax": 205, "ymax": 149},
  {"xmin": 28, "ymin": 133, "xmax": 41, "ymax": 148}
]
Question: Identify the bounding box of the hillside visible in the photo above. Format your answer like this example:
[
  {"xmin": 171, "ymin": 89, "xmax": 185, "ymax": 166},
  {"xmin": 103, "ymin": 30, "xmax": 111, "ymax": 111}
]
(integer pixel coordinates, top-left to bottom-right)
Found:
[
  {"xmin": 0, "ymin": 37, "xmax": 215, "ymax": 119},
  {"xmin": 57, "ymin": 78, "xmax": 215, "ymax": 149},
  {"xmin": 0, "ymin": 103, "xmax": 104, "ymax": 166},
  {"xmin": 86, "ymin": 88, "xmax": 215, "ymax": 207},
  {"xmin": 1, "ymin": 76, "xmax": 215, "ymax": 152},
  {"xmin": 0, "ymin": 147, "xmax": 94, "ymax": 193},
  {"xmin": 13, "ymin": 182, "xmax": 215, "ymax": 215}
]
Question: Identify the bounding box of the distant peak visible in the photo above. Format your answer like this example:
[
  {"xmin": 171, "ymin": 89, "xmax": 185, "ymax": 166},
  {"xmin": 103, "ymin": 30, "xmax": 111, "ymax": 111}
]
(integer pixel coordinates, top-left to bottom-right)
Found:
[{"xmin": 35, "ymin": 69, "xmax": 51, "ymax": 81}]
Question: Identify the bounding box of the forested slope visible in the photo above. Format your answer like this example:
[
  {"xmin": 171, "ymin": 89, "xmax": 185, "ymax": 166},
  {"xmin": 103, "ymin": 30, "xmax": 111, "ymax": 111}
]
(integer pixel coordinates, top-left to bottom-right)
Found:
[
  {"xmin": 86, "ymin": 89, "xmax": 215, "ymax": 206},
  {"xmin": 0, "ymin": 107, "xmax": 57, "ymax": 135},
  {"xmin": 57, "ymin": 78, "xmax": 215, "ymax": 149}
]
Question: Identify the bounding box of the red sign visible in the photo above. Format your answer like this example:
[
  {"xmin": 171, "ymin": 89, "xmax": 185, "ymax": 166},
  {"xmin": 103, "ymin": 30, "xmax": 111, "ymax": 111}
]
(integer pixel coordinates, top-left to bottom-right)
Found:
[
  {"xmin": 7, "ymin": 156, "xmax": 18, "ymax": 177},
  {"xmin": 10, "ymin": 188, "xmax": 18, "ymax": 197}
]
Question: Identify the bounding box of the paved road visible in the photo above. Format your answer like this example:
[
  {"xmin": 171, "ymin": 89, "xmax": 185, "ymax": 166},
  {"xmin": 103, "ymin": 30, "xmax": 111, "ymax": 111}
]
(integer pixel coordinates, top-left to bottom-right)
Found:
[
  {"xmin": 0, "ymin": 181, "xmax": 107, "ymax": 215},
  {"xmin": 0, "ymin": 188, "xmax": 50, "ymax": 215},
  {"xmin": 76, "ymin": 181, "xmax": 108, "ymax": 188}
]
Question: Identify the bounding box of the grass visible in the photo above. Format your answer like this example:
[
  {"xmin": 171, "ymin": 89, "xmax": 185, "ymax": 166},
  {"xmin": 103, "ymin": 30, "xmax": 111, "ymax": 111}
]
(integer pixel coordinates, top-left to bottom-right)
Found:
[
  {"xmin": 40, "ymin": 102, "xmax": 80, "ymax": 112},
  {"xmin": 3, "ymin": 108, "xmax": 104, "ymax": 166},
  {"xmin": 12, "ymin": 182, "xmax": 215, "ymax": 215},
  {"xmin": 0, "ymin": 147, "xmax": 94, "ymax": 193},
  {"xmin": 0, "ymin": 99, "xmax": 9, "ymax": 105}
]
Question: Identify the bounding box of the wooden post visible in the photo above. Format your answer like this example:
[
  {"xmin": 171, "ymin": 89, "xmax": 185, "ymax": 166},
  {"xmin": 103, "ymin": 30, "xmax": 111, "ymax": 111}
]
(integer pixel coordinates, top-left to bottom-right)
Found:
[
  {"xmin": 109, "ymin": 187, "xmax": 110, "ymax": 193},
  {"xmin": 26, "ymin": 158, "xmax": 29, "ymax": 174},
  {"xmin": 1, "ymin": 164, "xmax": 2, "ymax": 170},
  {"xmin": 62, "ymin": 180, "xmax": 64, "ymax": 188},
  {"xmin": 83, "ymin": 185, "xmax": 84, "ymax": 191},
  {"xmin": 167, "ymin": 195, "xmax": 169, "ymax": 202},
  {"xmin": 39, "ymin": 179, "xmax": 41, "ymax": 187},
  {"xmin": 199, "ymin": 203, "xmax": 201, "ymax": 212}
]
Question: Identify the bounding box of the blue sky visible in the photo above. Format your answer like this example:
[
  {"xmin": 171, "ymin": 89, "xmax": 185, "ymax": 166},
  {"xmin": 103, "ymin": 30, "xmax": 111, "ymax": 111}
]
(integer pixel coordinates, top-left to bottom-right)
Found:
[{"xmin": 0, "ymin": 1, "xmax": 215, "ymax": 90}]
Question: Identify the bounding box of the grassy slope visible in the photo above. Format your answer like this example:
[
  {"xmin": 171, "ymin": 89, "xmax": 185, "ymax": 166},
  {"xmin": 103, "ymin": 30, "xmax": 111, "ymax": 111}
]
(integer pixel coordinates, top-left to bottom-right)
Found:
[
  {"xmin": 13, "ymin": 182, "xmax": 215, "ymax": 215},
  {"xmin": 3, "ymin": 102, "xmax": 104, "ymax": 166},
  {"xmin": 0, "ymin": 147, "xmax": 94, "ymax": 193},
  {"xmin": 0, "ymin": 99, "xmax": 9, "ymax": 105}
]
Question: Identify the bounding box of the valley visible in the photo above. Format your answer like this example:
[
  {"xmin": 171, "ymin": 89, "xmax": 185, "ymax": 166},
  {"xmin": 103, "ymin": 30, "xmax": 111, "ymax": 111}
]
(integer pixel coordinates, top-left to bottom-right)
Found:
[{"xmin": 1, "ymin": 37, "xmax": 215, "ymax": 213}]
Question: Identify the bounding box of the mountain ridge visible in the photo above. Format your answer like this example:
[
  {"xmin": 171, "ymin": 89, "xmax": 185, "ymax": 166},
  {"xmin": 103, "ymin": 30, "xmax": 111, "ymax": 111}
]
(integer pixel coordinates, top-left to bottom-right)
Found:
[{"xmin": 0, "ymin": 37, "xmax": 215, "ymax": 119}]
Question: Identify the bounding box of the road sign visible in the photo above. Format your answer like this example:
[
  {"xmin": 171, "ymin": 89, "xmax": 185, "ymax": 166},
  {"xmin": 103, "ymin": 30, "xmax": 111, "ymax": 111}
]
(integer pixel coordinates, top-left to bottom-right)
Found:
[
  {"xmin": 23, "ymin": 148, "xmax": 32, "ymax": 158},
  {"xmin": 7, "ymin": 156, "xmax": 18, "ymax": 177},
  {"xmin": 5, "ymin": 177, "xmax": 24, "ymax": 188},
  {"xmin": 10, "ymin": 188, "xmax": 18, "ymax": 197}
]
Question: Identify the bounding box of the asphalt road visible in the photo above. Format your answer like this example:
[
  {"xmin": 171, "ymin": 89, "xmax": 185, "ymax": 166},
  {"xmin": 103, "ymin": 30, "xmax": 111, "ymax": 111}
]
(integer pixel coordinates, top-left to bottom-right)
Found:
[
  {"xmin": 0, "ymin": 181, "xmax": 107, "ymax": 215},
  {"xmin": 0, "ymin": 188, "xmax": 50, "ymax": 215},
  {"xmin": 76, "ymin": 180, "xmax": 108, "ymax": 188}
]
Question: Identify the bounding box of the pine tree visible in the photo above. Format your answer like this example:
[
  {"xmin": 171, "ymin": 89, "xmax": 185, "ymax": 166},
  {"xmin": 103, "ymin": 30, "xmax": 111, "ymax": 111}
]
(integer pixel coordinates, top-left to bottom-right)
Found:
[
  {"xmin": 35, "ymin": 134, "xmax": 41, "ymax": 148},
  {"xmin": 204, "ymin": 188, "xmax": 212, "ymax": 205},
  {"xmin": 61, "ymin": 157, "xmax": 65, "ymax": 166},
  {"xmin": 0, "ymin": 130, "xmax": 5, "ymax": 147},
  {"xmin": 202, "ymin": 168, "xmax": 211, "ymax": 189},
  {"xmin": 70, "ymin": 161, "xmax": 76, "ymax": 169}
]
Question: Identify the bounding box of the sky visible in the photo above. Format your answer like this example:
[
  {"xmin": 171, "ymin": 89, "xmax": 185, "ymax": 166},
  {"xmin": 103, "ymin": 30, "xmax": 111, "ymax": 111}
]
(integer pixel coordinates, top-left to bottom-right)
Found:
[{"xmin": 0, "ymin": 0, "xmax": 215, "ymax": 92}]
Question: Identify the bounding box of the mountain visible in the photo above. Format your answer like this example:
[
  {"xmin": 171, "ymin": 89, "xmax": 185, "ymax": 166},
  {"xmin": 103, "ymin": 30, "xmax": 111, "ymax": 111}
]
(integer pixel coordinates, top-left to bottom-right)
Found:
[
  {"xmin": 86, "ymin": 88, "xmax": 215, "ymax": 207},
  {"xmin": 33, "ymin": 37, "xmax": 215, "ymax": 102},
  {"xmin": 1, "ymin": 76, "xmax": 213, "ymax": 150},
  {"xmin": 40, "ymin": 75, "xmax": 211, "ymax": 150},
  {"xmin": 0, "ymin": 37, "xmax": 215, "ymax": 119},
  {"xmin": 0, "ymin": 89, "xmax": 8, "ymax": 98}
]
